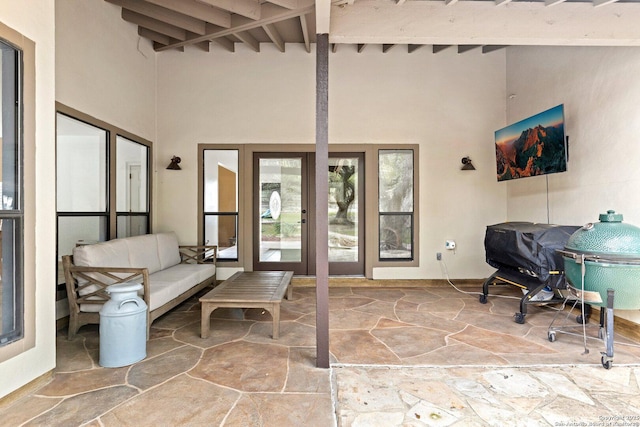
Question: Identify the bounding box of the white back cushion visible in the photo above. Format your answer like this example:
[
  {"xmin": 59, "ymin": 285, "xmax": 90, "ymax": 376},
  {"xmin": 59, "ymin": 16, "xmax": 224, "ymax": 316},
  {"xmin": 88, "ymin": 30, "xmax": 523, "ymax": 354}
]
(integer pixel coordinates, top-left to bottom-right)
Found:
[
  {"xmin": 126, "ymin": 234, "xmax": 162, "ymax": 274},
  {"xmin": 157, "ymin": 232, "xmax": 181, "ymax": 269},
  {"xmin": 73, "ymin": 239, "xmax": 131, "ymax": 268}
]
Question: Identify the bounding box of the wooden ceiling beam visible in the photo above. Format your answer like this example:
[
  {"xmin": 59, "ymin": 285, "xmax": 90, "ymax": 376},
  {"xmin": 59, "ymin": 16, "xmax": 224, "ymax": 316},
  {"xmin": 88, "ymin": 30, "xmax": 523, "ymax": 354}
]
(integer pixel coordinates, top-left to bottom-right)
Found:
[
  {"xmin": 156, "ymin": 0, "xmax": 314, "ymax": 51},
  {"xmin": 144, "ymin": 0, "xmax": 231, "ymax": 28},
  {"xmin": 138, "ymin": 27, "xmax": 170, "ymax": 45},
  {"xmin": 106, "ymin": 0, "xmax": 206, "ymax": 35},
  {"xmin": 432, "ymin": 45, "xmax": 450, "ymax": 53},
  {"xmin": 482, "ymin": 45, "xmax": 507, "ymax": 53},
  {"xmin": 213, "ymin": 37, "xmax": 235, "ymax": 52},
  {"xmin": 300, "ymin": 14, "xmax": 311, "ymax": 53},
  {"xmin": 194, "ymin": 41, "xmax": 211, "ymax": 52},
  {"xmin": 196, "ymin": 0, "xmax": 261, "ymax": 20},
  {"xmin": 594, "ymin": 0, "xmax": 619, "ymax": 6},
  {"xmin": 545, "ymin": 0, "xmax": 567, "ymax": 6},
  {"xmin": 154, "ymin": 41, "xmax": 183, "ymax": 51},
  {"xmin": 122, "ymin": 9, "xmax": 187, "ymax": 40},
  {"xmin": 330, "ymin": 1, "xmax": 640, "ymax": 46},
  {"xmin": 267, "ymin": 0, "xmax": 299, "ymax": 9},
  {"xmin": 263, "ymin": 23, "xmax": 285, "ymax": 52},
  {"xmin": 316, "ymin": 0, "xmax": 331, "ymax": 34},
  {"xmin": 235, "ymin": 31, "xmax": 261, "ymax": 52},
  {"xmin": 457, "ymin": 44, "xmax": 480, "ymax": 53}
]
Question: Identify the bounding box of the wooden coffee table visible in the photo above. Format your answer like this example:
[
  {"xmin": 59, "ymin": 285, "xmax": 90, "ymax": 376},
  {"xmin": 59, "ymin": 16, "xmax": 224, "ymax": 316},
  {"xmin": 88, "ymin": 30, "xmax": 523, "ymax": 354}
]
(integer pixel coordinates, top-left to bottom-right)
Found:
[{"xmin": 199, "ymin": 271, "xmax": 293, "ymax": 339}]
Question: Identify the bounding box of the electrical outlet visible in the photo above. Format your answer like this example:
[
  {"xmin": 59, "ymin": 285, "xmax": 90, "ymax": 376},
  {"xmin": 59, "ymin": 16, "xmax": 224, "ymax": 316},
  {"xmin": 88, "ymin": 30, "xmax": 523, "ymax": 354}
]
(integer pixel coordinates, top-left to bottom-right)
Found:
[
  {"xmin": 436, "ymin": 252, "xmax": 442, "ymax": 261},
  {"xmin": 445, "ymin": 240, "xmax": 456, "ymax": 250}
]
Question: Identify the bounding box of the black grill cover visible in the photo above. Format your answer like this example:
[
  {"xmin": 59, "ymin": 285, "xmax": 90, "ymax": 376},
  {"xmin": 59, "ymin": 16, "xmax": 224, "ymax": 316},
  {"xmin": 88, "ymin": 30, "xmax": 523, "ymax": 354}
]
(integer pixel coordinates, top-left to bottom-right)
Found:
[{"xmin": 485, "ymin": 222, "xmax": 580, "ymax": 283}]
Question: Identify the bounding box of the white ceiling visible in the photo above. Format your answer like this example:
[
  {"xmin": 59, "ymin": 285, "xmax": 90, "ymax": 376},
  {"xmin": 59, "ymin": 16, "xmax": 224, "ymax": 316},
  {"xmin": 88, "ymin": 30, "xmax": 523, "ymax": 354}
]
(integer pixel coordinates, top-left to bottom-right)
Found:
[{"xmin": 104, "ymin": 0, "xmax": 640, "ymax": 54}]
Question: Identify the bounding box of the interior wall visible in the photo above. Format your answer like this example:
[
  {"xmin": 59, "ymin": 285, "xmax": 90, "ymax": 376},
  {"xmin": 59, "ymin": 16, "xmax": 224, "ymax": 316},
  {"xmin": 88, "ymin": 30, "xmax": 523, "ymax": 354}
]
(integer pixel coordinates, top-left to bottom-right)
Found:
[
  {"xmin": 506, "ymin": 46, "xmax": 640, "ymax": 322},
  {"xmin": 156, "ymin": 43, "xmax": 507, "ymax": 280},
  {"xmin": 55, "ymin": 0, "xmax": 156, "ymax": 142},
  {"xmin": 0, "ymin": 0, "xmax": 56, "ymax": 399}
]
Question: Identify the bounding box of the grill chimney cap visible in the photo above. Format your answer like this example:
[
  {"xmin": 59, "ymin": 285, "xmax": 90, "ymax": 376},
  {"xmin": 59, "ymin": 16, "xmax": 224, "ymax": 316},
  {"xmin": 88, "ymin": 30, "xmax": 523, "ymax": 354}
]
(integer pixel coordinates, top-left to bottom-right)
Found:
[{"xmin": 599, "ymin": 210, "xmax": 623, "ymax": 223}]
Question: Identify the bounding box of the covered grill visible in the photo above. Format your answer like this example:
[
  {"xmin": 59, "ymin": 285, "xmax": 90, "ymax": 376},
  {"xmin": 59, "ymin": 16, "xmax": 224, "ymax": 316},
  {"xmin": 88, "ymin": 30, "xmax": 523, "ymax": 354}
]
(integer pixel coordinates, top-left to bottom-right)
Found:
[
  {"xmin": 479, "ymin": 222, "xmax": 580, "ymax": 323},
  {"xmin": 554, "ymin": 210, "xmax": 640, "ymax": 369}
]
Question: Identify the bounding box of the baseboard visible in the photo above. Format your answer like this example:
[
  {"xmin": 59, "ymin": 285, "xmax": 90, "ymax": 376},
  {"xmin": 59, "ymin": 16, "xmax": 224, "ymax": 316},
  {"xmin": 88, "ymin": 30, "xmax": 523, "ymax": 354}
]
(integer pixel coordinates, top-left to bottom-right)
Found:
[
  {"xmin": 586, "ymin": 306, "xmax": 640, "ymax": 343},
  {"xmin": 291, "ymin": 277, "xmax": 484, "ymax": 288},
  {"xmin": 56, "ymin": 316, "xmax": 69, "ymax": 332},
  {"xmin": 0, "ymin": 370, "xmax": 53, "ymax": 410}
]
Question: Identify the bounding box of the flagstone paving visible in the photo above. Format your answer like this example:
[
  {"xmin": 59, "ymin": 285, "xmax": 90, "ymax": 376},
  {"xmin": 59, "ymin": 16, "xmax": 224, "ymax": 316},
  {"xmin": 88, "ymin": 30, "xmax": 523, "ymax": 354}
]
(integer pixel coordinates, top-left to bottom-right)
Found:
[{"xmin": 2, "ymin": 283, "xmax": 640, "ymax": 426}]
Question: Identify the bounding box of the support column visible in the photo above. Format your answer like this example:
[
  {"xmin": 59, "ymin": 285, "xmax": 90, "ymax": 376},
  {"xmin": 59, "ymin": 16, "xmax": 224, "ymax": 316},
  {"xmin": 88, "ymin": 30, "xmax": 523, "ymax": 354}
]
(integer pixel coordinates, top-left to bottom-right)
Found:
[{"xmin": 315, "ymin": 32, "xmax": 330, "ymax": 369}]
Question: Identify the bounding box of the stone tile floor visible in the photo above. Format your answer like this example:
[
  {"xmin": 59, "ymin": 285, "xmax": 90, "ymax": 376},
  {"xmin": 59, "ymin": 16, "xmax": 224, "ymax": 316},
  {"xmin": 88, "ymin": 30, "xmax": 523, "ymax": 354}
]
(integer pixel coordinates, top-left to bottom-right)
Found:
[{"xmin": 2, "ymin": 283, "xmax": 640, "ymax": 426}]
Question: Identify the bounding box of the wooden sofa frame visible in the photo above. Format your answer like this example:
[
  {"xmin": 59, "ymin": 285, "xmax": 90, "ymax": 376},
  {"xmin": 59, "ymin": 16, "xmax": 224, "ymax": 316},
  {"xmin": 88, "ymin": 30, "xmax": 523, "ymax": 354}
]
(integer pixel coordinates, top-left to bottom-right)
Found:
[{"xmin": 62, "ymin": 245, "xmax": 217, "ymax": 340}]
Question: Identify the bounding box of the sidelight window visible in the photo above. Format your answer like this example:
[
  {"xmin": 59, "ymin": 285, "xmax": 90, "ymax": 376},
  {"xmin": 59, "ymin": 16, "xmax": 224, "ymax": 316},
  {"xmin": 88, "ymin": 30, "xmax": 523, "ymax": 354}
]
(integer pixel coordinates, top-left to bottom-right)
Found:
[
  {"xmin": 203, "ymin": 149, "xmax": 239, "ymax": 261},
  {"xmin": 378, "ymin": 149, "xmax": 414, "ymax": 261}
]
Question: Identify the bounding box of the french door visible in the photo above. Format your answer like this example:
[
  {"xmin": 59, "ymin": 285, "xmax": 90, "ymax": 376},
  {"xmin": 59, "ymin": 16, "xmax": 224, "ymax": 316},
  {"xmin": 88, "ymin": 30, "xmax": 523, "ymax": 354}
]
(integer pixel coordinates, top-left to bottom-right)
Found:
[{"xmin": 253, "ymin": 152, "xmax": 364, "ymax": 276}]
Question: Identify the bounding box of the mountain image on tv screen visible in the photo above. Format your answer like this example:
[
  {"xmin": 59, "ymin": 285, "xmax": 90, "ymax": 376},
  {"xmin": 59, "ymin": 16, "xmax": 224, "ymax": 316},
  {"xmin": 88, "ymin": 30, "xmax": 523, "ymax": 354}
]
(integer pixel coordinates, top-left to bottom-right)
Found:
[{"xmin": 494, "ymin": 104, "xmax": 566, "ymax": 182}]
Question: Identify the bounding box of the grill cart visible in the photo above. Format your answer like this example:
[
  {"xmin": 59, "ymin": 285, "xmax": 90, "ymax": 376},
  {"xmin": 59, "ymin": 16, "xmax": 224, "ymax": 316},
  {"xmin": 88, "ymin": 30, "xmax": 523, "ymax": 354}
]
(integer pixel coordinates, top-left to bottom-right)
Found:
[
  {"xmin": 549, "ymin": 211, "xmax": 640, "ymax": 369},
  {"xmin": 479, "ymin": 222, "xmax": 580, "ymax": 324}
]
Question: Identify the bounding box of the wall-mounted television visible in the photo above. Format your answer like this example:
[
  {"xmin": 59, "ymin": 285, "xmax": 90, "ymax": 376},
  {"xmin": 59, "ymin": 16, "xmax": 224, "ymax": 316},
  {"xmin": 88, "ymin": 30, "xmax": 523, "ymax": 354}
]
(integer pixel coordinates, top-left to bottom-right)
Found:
[{"xmin": 495, "ymin": 104, "xmax": 567, "ymax": 182}]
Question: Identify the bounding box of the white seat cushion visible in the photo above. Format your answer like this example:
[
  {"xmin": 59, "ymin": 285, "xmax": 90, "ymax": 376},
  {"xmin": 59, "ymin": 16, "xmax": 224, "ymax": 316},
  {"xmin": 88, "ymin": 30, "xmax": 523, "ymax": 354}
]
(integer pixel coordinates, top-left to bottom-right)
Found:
[{"xmin": 147, "ymin": 264, "xmax": 204, "ymax": 310}]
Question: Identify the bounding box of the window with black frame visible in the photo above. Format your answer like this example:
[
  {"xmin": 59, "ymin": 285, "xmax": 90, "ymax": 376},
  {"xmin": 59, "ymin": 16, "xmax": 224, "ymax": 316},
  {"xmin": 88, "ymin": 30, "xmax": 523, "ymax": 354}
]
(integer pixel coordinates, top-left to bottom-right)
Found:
[
  {"xmin": 378, "ymin": 149, "xmax": 414, "ymax": 261},
  {"xmin": 0, "ymin": 39, "xmax": 24, "ymax": 346},
  {"xmin": 116, "ymin": 135, "xmax": 150, "ymax": 238},
  {"xmin": 55, "ymin": 110, "xmax": 152, "ymax": 294},
  {"xmin": 56, "ymin": 113, "xmax": 109, "ymax": 291}
]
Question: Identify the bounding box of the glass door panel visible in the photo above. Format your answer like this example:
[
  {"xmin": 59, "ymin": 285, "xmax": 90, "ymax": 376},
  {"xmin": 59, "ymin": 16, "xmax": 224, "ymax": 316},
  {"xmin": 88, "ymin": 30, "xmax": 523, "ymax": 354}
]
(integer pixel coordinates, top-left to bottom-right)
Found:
[
  {"xmin": 328, "ymin": 157, "xmax": 359, "ymax": 263},
  {"xmin": 254, "ymin": 154, "xmax": 307, "ymax": 274},
  {"xmin": 325, "ymin": 153, "xmax": 364, "ymax": 275}
]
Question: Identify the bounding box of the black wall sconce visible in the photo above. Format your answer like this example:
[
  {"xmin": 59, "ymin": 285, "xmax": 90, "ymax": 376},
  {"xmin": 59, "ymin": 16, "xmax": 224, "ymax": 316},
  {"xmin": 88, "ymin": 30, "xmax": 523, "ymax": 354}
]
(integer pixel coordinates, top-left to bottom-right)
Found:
[
  {"xmin": 461, "ymin": 156, "xmax": 476, "ymax": 171},
  {"xmin": 167, "ymin": 156, "xmax": 181, "ymax": 170}
]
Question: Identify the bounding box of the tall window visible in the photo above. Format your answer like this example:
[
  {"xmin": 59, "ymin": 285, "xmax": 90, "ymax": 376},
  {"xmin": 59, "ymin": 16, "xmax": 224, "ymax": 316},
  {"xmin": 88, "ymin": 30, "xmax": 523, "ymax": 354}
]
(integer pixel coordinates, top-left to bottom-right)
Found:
[
  {"xmin": 378, "ymin": 149, "xmax": 414, "ymax": 261},
  {"xmin": 56, "ymin": 107, "xmax": 152, "ymax": 293},
  {"xmin": 116, "ymin": 136, "xmax": 149, "ymax": 238},
  {"xmin": 0, "ymin": 39, "xmax": 23, "ymax": 346},
  {"xmin": 56, "ymin": 113, "xmax": 109, "ymax": 257},
  {"xmin": 203, "ymin": 149, "xmax": 239, "ymax": 261}
]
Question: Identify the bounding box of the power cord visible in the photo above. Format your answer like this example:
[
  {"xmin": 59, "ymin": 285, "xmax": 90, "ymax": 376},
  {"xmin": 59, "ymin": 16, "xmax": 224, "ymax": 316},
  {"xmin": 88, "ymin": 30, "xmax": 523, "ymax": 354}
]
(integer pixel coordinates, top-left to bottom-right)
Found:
[
  {"xmin": 438, "ymin": 258, "xmax": 521, "ymax": 301},
  {"xmin": 439, "ymin": 259, "xmax": 576, "ymax": 312}
]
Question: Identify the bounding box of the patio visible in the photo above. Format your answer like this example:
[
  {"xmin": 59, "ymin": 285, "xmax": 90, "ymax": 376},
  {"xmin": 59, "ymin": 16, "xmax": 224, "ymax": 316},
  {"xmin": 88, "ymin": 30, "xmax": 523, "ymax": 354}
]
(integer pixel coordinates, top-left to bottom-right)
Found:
[{"xmin": 2, "ymin": 282, "xmax": 640, "ymax": 426}]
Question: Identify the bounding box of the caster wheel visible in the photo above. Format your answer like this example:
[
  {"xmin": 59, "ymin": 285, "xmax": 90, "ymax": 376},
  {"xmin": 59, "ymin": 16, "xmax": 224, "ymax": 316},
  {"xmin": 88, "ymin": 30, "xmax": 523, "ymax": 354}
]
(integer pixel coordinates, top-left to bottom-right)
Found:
[
  {"xmin": 514, "ymin": 313, "xmax": 525, "ymax": 324},
  {"xmin": 548, "ymin": 332, "xmax": 556, "ymax": 342},
  {"xmin": 601, "ymin": 356, "xmax": 612, "ymax": 370},
  {"xmin": 576, "ymin": 315, "xmax": 589, "ymax": 324},
  {"xmin": 479, "ymin": 294, "xmax": 487, "ymax": 304}
]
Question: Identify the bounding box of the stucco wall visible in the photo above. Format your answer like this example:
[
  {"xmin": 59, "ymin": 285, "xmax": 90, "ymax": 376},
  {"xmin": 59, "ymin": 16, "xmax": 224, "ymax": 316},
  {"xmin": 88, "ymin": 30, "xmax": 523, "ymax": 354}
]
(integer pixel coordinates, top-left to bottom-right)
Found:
[
  {"xmin": 156, "ymin": 43, "xmax": 507, "ymax": 280},
  {"xmin": 55, "ymin": 0, "xmax": 156, "ymax": 142},
  {"xmin": 0, "ymin": 0, "xmax": 56, "ymax": 399},
  {"xmin": 506, "ymin": 46, "xmax": 640, "ymax": 322}
]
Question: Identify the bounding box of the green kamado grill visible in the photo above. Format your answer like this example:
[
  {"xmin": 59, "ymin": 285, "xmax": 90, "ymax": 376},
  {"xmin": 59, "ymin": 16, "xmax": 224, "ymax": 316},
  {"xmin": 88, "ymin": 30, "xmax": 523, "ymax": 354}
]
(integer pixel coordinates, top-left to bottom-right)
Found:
[
  {"xmin": 555, "ymin": 210, "xmax": 640, "ymax": 369},
  {"xmin": 562, "ymin": 210, "xmax": 640, "ymax": 309}
]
